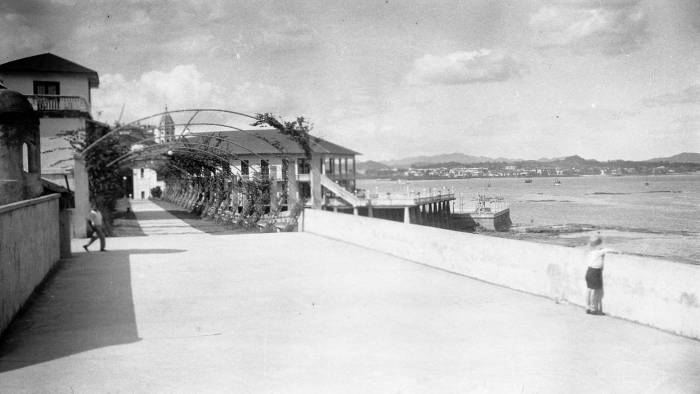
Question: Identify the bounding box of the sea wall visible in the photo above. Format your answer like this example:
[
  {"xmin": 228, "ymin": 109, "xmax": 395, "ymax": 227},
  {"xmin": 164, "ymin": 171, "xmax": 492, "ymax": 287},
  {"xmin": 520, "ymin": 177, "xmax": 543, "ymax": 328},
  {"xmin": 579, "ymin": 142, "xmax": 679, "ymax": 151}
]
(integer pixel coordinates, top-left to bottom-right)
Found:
[
  {"xmin": 0, "ymin": 194, "xmax": 61, "ymax": 335},
  {"xmin": 301, "ymin": 209, "xmax": 700, "ymax": 340}
]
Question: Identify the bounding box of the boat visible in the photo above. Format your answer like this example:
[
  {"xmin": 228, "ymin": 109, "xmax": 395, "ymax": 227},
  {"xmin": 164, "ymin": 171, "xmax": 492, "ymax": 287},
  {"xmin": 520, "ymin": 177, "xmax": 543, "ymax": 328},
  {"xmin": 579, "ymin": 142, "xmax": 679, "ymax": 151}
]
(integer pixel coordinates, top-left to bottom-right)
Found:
[
  {"xmin": 553, "ymin": 178, "xmax": 561, "ymax": 186},
  {"xmin": 524, "ymin": 179, "xmax": 533, "ymax": 183}
]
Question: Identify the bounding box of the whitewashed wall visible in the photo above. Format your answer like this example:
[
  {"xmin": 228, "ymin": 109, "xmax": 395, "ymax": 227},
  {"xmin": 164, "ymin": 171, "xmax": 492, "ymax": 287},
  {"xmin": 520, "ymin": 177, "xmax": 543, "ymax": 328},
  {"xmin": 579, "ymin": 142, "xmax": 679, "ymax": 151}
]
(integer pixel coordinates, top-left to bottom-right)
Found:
[{"xmin": 301, "ymin": 209, "xmax": 700, "ymax": 340}]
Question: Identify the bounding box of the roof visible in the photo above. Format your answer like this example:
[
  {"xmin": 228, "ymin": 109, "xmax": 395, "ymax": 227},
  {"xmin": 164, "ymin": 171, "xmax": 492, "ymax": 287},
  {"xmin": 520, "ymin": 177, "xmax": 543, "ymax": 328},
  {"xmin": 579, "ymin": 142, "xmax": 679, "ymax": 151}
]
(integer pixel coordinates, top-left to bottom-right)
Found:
[
  {"xmin": 185, "ymin": 129, "xmax": 360, "ymax": 156},
  {"xmin": 0, "ymin": 53, "xmax": 99, "ymax": 88}
]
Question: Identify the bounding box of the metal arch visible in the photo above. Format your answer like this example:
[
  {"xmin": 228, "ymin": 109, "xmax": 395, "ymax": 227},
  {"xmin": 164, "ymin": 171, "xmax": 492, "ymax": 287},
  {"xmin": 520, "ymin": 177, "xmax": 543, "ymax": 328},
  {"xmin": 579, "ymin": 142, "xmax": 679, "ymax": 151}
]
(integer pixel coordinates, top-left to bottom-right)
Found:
[
  {"xmin": 107, "ymin": 142, "xmax": 242, "ymax": 170},
  {"xmin": 82, "ymin": 108, "xmax": 259, "ymax": 156},
  {"xmin": 181, "ymin": 110, "xmax": 201, "ymax": 136},
  {"xmin": 147, "ymin": 147, "xmax": 236, "ymax": 173},
  {"xmin": 108, "ymin": 130, "xmax": 270, "ymax": 164},
  {"xmin": 157, "ymin": 161, "xmax": 193, "ymax": 180}
]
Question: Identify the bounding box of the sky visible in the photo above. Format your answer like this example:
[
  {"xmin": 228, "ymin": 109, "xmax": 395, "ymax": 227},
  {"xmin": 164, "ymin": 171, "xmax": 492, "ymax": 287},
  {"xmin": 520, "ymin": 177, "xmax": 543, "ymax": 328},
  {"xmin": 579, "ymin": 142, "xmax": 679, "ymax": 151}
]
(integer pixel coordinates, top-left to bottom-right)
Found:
[{"xmin": 1, "ymin": 0, "xmax": 699, "ymax": 161}]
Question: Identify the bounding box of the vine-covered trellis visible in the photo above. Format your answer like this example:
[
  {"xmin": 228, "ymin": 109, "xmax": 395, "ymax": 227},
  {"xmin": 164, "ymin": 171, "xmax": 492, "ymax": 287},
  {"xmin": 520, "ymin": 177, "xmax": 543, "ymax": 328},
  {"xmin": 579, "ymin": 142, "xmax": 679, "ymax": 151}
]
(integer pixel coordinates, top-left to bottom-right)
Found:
[{"xmin": 82, "ymin": 110, "xmax": 315, "ymax": 232}]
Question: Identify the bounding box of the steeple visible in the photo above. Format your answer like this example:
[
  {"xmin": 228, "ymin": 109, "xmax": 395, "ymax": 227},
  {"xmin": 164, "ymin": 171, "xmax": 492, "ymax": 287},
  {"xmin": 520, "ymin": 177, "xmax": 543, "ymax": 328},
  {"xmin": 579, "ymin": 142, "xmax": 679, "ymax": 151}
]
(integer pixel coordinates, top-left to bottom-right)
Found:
[{"xmin": 159, "ymin": 106, "xmax": 175, "ymax": 142}]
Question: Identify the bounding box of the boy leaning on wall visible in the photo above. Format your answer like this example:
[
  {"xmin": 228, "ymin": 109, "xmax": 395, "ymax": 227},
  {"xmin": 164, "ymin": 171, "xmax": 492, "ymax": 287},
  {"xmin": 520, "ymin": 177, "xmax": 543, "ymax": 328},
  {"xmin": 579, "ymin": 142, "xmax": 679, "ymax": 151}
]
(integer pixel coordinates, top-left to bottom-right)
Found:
[{"xmin": 585, "ymin": 234, "xmax": 615, "ymax": 315}]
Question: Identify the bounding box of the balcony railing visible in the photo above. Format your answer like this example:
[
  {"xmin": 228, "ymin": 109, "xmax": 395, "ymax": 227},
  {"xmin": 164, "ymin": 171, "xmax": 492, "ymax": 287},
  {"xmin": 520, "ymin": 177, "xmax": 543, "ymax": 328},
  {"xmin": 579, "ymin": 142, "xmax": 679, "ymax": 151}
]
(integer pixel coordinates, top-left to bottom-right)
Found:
[{"xmin": 26, "ymin": 95, "xmax": 91, "ymax": 114}]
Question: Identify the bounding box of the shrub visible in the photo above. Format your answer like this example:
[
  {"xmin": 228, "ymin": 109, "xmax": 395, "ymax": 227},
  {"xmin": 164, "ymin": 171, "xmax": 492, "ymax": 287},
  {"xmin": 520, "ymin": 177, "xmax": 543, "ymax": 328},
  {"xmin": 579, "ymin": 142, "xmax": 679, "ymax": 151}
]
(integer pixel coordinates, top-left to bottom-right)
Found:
[{"xmin": 150, "ymin": 186, "xmax": 162, "ymax": 199}]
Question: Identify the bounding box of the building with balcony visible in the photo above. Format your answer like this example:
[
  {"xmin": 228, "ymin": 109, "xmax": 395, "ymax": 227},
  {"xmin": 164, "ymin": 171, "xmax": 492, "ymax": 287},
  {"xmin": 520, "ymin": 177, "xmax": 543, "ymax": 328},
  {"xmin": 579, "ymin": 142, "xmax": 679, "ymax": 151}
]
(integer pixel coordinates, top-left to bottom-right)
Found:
[
  {"xmin": 186, "ymin": 129, "xmax": 359, "ymax": 209},
  {"xmin": 0, "ymin": 53, "xmax": 99, "ymax": 186},
  {"xmin": 0, "ymin": 53, "xmax": 100, "ymax": 237}
]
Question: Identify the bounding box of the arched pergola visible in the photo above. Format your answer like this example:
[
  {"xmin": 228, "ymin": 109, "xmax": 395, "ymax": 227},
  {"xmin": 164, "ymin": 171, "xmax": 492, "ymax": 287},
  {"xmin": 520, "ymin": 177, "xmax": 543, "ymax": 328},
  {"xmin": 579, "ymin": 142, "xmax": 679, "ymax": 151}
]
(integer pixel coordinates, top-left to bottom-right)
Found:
[{"xmin": 84, "ymin": 108, "xmax": 310, "ymax": 227}]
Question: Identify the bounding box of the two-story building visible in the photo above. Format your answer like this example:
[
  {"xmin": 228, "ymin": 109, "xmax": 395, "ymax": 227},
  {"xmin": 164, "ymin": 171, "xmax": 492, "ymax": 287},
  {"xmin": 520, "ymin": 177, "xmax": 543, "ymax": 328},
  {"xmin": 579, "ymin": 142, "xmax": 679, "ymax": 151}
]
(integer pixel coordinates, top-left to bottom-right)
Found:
[
  {"xmin": 0, "ymin": 53, "xmax": 101, "ymax": 236},
  {"xmin": 186, "ymin": 129, "xmax": 359, "ymax": 209}
]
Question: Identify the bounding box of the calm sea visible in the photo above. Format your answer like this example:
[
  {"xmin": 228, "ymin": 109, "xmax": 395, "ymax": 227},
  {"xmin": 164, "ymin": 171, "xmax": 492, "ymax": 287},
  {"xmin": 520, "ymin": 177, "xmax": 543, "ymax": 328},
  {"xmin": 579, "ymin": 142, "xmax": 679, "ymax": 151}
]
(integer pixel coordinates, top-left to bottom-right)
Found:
[{"xmin": 358, "ymin": 174, "xmax": 700, "ymax": 264}]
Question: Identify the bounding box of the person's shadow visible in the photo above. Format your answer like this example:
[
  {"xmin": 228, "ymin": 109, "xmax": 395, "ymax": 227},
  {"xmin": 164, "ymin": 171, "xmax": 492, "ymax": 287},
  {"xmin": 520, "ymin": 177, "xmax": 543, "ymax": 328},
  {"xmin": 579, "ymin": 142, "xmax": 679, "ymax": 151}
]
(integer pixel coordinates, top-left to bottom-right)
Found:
[{"xmin": 0, "ymin": 248, "xmax": 185, "ymax": 373}]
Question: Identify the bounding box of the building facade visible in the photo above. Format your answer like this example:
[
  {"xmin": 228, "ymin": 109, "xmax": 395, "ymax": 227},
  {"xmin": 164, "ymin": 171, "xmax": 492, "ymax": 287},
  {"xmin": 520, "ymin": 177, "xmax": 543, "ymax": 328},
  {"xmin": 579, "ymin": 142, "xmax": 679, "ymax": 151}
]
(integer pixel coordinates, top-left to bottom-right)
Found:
[
  {"xmin": 184, "ymin": 129, "xmax": 359, "ymax": 209},
  {"xmin": 0, "ymin": 53, "xmax": 100, "ymax": 236}
]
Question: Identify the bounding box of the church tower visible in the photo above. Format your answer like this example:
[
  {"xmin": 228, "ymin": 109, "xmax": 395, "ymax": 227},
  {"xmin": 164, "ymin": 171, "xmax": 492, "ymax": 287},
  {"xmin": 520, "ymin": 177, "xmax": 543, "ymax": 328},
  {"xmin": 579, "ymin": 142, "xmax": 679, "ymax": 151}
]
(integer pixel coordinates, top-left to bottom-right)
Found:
[{"xmin": 158, "ymin": 106, "xmax": 175, "ymax": 143}]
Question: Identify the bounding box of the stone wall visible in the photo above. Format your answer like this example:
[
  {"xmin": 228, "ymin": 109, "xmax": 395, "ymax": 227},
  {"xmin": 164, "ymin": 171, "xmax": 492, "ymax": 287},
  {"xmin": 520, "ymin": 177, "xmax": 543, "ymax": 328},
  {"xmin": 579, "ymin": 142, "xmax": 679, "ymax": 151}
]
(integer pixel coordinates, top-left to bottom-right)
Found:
[
  {"xmin": 0, "ymin": 194, "xmax": 61, "ymax": 335},
  {"xmin": 301, "ymin": 209, "xmax": 700, "ymax": 340}
]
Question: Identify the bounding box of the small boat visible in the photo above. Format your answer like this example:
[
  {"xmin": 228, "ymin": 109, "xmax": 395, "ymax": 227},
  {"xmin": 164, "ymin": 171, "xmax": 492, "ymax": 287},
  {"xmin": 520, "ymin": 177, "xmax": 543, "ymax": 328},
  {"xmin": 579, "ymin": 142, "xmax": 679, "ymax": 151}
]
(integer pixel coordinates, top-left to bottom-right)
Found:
[
  {"xmin": 553, "ymin": 178, "xmax": 561, "ymax": 186},
  {"xmin": 524, "ymin": 179, "xmax": 533, "ymax": 183}
]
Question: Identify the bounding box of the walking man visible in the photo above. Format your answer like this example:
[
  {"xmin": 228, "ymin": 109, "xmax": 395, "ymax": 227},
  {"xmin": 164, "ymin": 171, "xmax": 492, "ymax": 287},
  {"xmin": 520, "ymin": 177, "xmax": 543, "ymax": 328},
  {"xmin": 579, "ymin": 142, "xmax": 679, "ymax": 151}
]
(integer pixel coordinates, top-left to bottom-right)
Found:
[{"xmin": 83, "ymin": 207, "xmax": 106, "ymax": 252}]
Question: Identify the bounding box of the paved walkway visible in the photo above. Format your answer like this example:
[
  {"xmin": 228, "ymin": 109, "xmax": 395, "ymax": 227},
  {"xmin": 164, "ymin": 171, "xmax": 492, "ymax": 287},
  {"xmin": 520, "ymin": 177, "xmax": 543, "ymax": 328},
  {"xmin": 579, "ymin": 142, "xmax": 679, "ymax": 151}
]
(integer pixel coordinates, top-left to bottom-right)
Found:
[{"xmin": 1, "ymin": 200, "xmax": 699, "ymax": 393}]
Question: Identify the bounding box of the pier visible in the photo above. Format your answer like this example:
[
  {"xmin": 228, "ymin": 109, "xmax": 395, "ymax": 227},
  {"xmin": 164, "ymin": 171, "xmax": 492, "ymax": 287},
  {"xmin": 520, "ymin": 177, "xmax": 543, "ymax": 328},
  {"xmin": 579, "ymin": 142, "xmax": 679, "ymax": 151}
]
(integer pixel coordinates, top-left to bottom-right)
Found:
[{"xmin": 323, "ymin": 181, "xmax": 455, "ymax": 226}]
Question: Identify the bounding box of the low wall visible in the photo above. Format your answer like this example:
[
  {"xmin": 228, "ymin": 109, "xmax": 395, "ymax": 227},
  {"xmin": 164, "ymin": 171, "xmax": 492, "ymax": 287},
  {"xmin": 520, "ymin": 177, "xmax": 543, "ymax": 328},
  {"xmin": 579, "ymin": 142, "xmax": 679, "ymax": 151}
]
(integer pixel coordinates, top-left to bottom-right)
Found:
[
  {"xmin": 301, "ymin": 209, "xmax": 700, "ymax": 340},
  {"xmin": 0, "ymin": 194, "xmax": 61, "ymax": 335}
]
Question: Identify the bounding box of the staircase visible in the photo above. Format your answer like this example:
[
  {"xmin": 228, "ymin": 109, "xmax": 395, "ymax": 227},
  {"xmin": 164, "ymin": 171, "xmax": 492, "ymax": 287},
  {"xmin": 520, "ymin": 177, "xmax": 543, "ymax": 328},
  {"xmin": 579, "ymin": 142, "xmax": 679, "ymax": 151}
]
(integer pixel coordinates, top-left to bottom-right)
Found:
[{"xmin": 319, "ymin": 174, "xmax": 366, "ymax": 207}]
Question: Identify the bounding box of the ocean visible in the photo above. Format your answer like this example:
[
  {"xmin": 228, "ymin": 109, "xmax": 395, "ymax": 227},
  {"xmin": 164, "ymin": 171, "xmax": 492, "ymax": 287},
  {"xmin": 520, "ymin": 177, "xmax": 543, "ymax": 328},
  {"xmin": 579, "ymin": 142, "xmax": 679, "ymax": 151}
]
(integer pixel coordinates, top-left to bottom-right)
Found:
[{"xmin": 358, "ymin": 174, "xmax": 700, "ymax": 264}]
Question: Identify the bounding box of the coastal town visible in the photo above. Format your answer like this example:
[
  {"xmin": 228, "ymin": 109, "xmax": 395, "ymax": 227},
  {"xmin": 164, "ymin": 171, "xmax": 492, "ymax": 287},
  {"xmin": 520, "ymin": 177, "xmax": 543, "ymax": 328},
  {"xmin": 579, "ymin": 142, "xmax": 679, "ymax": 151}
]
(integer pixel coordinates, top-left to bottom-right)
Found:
[{"xmin": 359, "ymin": 154, "xmax": 700, "ymax": 179}]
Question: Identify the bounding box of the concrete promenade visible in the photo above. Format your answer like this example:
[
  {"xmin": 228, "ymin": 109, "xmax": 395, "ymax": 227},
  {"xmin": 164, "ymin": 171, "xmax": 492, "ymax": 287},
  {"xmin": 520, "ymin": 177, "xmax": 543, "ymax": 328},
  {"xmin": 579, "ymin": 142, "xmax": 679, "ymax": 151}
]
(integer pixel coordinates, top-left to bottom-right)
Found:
[{"xmin": 0, "ymin": 200, "xmax": 699, "ymax": 393}]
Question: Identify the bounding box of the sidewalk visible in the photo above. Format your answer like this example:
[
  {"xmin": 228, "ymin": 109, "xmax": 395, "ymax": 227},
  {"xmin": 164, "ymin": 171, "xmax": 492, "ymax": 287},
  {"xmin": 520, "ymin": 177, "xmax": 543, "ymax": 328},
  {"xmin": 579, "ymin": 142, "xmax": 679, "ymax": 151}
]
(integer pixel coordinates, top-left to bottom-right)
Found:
[
  {"xmin": 112, "ymin": 198, "xmax": 249, "ymax": 237},
  {"xmin": 1, "ymin": 200, "xmax": 698, "ymax": 393}
]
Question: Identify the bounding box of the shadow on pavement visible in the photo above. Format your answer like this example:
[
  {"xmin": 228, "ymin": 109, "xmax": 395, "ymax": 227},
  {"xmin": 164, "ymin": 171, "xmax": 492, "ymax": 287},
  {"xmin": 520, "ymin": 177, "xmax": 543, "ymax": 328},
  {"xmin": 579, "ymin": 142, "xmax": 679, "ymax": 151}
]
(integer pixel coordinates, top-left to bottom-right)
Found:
[
  {"xmin": 111, "ymin": 201, "xmax": 252, "ymax": 237},
  {"xmin": 111, "ymin": 205, "xmax": 146, "ymax": 237},
  {"xmin": 0, "ymin": 248, "xmax": 185, "ymax": 373},
  {"xmin": 145, "ymin": 199, "xmax": 254, "ymax": 236}
]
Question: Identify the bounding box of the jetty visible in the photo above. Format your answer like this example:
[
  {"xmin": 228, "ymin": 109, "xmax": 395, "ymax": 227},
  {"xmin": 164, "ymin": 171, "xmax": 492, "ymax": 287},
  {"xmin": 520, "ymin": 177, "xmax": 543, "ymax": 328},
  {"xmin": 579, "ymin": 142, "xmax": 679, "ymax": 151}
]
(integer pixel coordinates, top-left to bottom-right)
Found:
[
  {"xmin": 322, "ymin": 179, "xmax": 455, "ymax": 226},
  {"xmin": 451, "ymin": 194, "xmax": 512, "ymax": 231}
]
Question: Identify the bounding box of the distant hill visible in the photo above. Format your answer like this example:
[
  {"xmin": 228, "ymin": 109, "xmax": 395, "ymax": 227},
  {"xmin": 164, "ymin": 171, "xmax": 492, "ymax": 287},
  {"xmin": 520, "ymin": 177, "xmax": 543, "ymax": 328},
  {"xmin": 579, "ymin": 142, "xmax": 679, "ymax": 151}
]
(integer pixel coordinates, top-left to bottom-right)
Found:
[
  {"xmin": 382, "ymin": 153, "xmax": 516, "ymax": 167},
  {"xmin": 355, "ymin": 160, "xmax": 390, "ymax": 174},
  {"xmin": 375, "ymin": 152, "xmax": 700, "ymax": 168},
  {"xmin": 647, "ymin": 152, "xmax": 700, "ymax": 164}
]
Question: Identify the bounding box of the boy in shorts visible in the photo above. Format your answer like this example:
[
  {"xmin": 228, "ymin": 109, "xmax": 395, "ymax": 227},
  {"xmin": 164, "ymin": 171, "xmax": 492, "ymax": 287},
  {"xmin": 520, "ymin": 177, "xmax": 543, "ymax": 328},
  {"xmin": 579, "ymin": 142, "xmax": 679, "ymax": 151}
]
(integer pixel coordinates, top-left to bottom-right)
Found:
[{"xmin": 585, "ymin": 235, "xmax": 614, "ymax": 315}]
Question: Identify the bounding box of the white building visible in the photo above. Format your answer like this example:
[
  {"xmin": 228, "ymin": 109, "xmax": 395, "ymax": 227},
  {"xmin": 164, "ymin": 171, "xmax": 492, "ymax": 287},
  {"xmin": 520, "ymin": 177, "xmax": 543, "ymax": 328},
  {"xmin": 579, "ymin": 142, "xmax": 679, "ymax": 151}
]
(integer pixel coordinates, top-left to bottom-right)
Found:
[{"xmin": 132, "ymin": 164, "xmax": 165, "ymax": 200}]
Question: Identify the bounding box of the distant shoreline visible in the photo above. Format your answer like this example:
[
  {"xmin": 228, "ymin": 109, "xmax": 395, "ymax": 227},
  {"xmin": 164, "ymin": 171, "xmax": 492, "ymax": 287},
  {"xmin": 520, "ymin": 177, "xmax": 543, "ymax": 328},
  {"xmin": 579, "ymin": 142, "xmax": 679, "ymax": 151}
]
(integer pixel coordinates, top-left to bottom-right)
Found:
[{"xmin": 357, "ymin": 172, "xmax": 700, "ymax": 181}]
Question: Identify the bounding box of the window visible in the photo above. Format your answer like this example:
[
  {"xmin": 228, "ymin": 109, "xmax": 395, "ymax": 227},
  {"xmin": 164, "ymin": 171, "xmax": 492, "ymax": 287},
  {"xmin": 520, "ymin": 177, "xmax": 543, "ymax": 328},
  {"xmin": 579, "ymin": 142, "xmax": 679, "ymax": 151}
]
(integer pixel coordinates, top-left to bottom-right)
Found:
[
  {"xmin": 241, "ymin": 160, "xmax": 249, "ymax": 175},
  {"xmin": 261, "ymin": 160, "xmax": 269, "ymax": 179},
  {"xmin": 269, "ymin": 165, "xmax": 279, "ymax": 180},
  {"xmin": 297, "ymin": 158, "xmax": 310, "ymax": 174},
  {"xmin": 33, "ymin": 81, "xmax": 60, "ymax": 95},
  {"xmin": 299, "ymin": 182, "xmax": 311, "ymax": 200},
  {"xmin": 140, "ymin": 168, "xmax": 144, "ymax": 178}
]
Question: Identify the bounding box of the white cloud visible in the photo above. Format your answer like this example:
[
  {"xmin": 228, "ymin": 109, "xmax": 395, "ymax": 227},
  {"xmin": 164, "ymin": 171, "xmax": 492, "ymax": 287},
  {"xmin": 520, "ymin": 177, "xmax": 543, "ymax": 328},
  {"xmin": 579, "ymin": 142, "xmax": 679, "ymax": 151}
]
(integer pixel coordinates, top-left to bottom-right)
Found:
[
  {"xmin": 0, "ymin": 14, "xmax": 51, "ymax": 61},
  {"xmin": 406, "ymin": 49, "xmax": 523, "ymax": 85},
  {"xmin": 92, "ymin": 64, "xmax": 285, "ymax": 126},
  {"xmin": 530, "ymin": 0, "xmax": 648, "ymax": 55}
]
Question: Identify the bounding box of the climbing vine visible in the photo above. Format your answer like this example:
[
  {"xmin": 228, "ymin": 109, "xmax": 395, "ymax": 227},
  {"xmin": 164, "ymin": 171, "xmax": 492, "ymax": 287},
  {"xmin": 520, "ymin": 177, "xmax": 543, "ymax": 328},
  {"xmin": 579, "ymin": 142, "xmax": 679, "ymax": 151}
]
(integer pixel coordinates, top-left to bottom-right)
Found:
[
  {"xmin": 83, "ymin": 122, "xmax": 130, "ymax": 235},
  {"xmin": 252, "ymin": 113, "xmax": 313, "ymax": 159},
  {"xmin": 155, "ymin": 113, "xmax": 314, "ymax": 231},
  {"xmin": 52, "ymin": 122, "xmax": 130, "ymax": 235}
]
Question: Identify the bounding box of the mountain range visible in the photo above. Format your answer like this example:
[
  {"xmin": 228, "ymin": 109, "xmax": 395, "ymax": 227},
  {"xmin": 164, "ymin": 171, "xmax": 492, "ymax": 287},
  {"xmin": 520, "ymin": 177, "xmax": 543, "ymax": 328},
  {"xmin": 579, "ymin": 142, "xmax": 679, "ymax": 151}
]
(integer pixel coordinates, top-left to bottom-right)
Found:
[{"xmin": 358, "ymin": 152, "xmax": 700, "ymax": 170}]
